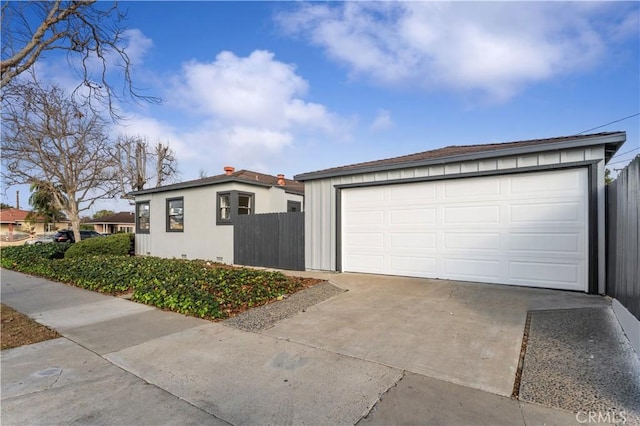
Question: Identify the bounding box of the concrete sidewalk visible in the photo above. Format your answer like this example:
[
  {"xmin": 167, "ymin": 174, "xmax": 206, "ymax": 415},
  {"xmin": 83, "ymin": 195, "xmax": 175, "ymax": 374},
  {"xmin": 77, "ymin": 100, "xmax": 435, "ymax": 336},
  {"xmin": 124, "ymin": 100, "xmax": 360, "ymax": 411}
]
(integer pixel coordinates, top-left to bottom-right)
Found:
[{"xmin": 2, "ymin": 269, "xmax": 583, "ymax": 425}]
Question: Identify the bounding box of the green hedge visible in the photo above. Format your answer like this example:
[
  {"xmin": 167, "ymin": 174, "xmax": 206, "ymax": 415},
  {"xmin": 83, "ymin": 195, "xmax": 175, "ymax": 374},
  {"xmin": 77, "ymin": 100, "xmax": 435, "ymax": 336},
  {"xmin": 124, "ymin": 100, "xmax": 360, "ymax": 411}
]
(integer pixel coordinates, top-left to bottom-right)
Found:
[
  {"xmin": 64, "ymin": 233, "xmax": 134, "ymax": 258},
  {"xmin": 0, "ymin": 251, "xmax": 307, "ymax": 319},
  {"xmin": 0, "ymin": 243, "xmax": 70, "ymax": 269}
]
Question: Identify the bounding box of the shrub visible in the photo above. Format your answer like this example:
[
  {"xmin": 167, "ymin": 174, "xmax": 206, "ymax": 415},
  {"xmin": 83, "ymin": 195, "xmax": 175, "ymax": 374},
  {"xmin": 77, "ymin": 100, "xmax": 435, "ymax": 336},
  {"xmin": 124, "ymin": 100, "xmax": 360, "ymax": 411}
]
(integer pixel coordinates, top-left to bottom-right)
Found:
[
  {"xmin": 65, "ymin": 233, "xmax": 134, "ymax": 259},
  {"xmin": 0, "ymin": 243, "xmax": 70, "ymax": 269}
]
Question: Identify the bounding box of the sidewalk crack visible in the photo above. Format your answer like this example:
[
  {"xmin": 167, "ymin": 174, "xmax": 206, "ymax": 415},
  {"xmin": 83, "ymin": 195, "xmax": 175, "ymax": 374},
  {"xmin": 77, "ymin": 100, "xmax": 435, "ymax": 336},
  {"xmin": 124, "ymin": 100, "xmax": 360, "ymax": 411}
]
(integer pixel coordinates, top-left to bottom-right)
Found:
[{"xmin": 47, "ymin": 368, "xmax": 63, "ymax": 390}]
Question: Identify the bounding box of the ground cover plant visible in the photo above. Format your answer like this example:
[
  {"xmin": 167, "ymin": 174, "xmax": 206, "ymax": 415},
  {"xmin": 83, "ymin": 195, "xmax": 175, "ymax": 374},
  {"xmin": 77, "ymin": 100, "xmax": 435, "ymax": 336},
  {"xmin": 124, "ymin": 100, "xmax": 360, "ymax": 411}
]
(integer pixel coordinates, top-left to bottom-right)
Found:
[{"xmin": 1, "ymin": 244, "xmax": 321, "ymax": 320}]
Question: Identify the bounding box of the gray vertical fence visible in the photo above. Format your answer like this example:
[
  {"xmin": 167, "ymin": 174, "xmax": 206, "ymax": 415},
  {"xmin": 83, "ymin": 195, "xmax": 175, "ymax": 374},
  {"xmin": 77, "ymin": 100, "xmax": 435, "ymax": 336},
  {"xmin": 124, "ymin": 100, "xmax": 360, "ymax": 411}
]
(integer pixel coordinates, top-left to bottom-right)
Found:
[
  {"xmin": 234, "ymin": 212, "xmax": 304, "ymax": 271},
  {"xmin": 606, "ymin": 156, "xmax": 639, "ymax": 319}
]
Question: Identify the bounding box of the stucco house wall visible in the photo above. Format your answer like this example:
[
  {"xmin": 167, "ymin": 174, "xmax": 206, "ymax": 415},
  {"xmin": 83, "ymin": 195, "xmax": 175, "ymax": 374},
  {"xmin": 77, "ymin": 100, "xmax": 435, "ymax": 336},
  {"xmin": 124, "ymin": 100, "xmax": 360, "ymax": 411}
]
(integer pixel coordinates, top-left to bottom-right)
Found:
[{"xmin": 133, "ymin": 171, "xmax": 303, "ymax": 264}]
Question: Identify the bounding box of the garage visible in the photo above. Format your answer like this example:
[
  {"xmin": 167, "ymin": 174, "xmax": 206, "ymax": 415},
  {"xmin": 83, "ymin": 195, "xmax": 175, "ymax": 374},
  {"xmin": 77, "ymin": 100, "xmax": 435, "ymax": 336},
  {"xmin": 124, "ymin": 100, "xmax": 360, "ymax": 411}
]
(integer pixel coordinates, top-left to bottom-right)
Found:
[
  {"xmin": 295, "ymin": 132, "xmax": 626, "ymax": 294},
  {"xmin": 341, "ymin": 168, "xmax": 588, "ymax": 291}
]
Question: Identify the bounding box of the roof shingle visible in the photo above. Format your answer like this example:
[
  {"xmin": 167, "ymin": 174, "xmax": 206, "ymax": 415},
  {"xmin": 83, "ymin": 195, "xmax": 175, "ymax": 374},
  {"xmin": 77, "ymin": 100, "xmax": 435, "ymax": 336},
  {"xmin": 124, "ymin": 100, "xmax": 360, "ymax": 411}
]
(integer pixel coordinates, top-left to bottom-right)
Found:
[
  {"xmin": 295, "ymin": 132, "xmax": 626, "ymax": 181},
  {"xmin": 129, "ymin": 169, "xmax": 304, "ymax": 196}
]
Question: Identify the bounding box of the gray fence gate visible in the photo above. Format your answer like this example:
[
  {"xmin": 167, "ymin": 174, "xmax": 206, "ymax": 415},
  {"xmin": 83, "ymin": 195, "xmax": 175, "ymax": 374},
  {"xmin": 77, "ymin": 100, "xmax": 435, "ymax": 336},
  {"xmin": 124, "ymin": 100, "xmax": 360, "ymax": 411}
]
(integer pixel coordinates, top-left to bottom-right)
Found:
[
  {"xmin": 606, "ymin": 156, "xmax": 639, "ymax": 320},
  {"xmin": 234, "ymin": 212, "xmax": 304, "ymax": 271}
]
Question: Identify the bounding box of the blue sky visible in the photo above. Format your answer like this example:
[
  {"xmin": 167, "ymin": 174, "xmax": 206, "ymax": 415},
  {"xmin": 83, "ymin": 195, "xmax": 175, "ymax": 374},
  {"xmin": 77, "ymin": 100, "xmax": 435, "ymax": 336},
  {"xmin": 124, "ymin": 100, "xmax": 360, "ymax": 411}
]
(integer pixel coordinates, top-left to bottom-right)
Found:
[{"xmin": 4, "ymin": 1, "xmax": 639, "ymax": 213}]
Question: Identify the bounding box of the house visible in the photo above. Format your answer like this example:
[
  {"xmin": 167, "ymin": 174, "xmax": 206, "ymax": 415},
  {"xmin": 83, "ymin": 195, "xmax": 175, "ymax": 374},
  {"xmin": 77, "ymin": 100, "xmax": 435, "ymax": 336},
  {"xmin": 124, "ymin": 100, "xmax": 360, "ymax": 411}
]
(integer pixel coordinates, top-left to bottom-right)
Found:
[
  {"xmin": 85, "ymin": 211, "xmax": 136, "ymax": 234},
  {"xmin": 0, "ymin": 208, "xmax": 70, "ymax": 239},
  {"xmin": 130, "ymin": 166, "xmax": 304, "ymax": 264},
  {"xmin": 294, "ymin": 131, "xmax": 626, "ymax": 294}
]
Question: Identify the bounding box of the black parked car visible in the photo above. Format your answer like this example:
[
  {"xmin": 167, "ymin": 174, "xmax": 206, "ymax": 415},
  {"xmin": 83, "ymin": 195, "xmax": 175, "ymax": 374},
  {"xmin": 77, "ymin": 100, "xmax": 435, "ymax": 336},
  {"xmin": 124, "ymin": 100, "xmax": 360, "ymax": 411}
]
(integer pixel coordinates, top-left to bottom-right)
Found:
[{"xmin": 53, "ymin": 230, "xmax": 103, "ymax": 243}]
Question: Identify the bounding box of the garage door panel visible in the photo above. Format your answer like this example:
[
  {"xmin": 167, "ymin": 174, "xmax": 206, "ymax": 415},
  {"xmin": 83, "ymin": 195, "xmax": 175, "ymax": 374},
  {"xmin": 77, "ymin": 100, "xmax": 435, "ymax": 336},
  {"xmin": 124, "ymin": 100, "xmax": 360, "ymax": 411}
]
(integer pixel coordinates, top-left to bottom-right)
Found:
[
  {"xmin": 346, "ymin": 232, "xmax": 384, "ymax": 248},
  {"xmin": 510, "ymin": 171, "xmax": 581, "ymax": 195},
  {"xmin": 347, "ymin": 187, "xmax": 385, "ymax": 203},
  {"xmin": 444, "ymin": 233, "xmax": 500, "ymax": 251},
  {"xmin": 390, "ymin": 209, "xmax": 436, "ymax": 225},
  {"xmin": 342, "ymin": 168, "xmax": 588, "ymax": 291},
  {"xmin": 391, "ymin": 232, "xmax": 437, "ymax": 249},
  {"xmin": 345, "ymin": 254, "xmax": 385, "ymax": 272},
  {"xmin": 509, "ymin": 261, "xmax": 582, "ymax": 288},
  {"xmin": 444, "ymin": 205, "xmax": 500, "ymax": 224},
  {"xmin": 510, "ymin": 202, "xmax": 582, "ymax": 223},
  {"xmin": 391, "ymin": 183, "xmax": 436, "ymax": 202},
  {"xmin": 346, "ymin": 211, "xmax": 384, "ymax": 225},
  {"xmin": 443, "ymin": 258, "xmax": 501, "ymax": 280},
  {"xmin": 390, "ymin": 256, "xmax": 437, "ymax": 276},
  {"xmin": 509, "ymin": 233, "xmax": 581, "ymax": 253},
  {"xmin": 443, "ymin": 177, "xmax": 501, "ymax": 198}
]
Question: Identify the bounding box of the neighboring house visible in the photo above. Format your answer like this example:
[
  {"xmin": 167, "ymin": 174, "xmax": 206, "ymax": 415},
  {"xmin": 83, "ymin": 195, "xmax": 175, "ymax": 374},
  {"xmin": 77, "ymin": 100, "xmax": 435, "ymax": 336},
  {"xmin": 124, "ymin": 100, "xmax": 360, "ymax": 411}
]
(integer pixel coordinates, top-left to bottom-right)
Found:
[
  {"xmin": 86, "ymin": 211, "xmax": 136, "ymax": 234},
  {"xmin": 130, "ymin": 166, "xmax": 304, "ymax": 264},
  {"xmin": 295, "ymin": 131, "xmax": 626, "ymax": 294},
  {"xmin": 0, "ymin": 208, "xmax": 70, "ymax": 239}
]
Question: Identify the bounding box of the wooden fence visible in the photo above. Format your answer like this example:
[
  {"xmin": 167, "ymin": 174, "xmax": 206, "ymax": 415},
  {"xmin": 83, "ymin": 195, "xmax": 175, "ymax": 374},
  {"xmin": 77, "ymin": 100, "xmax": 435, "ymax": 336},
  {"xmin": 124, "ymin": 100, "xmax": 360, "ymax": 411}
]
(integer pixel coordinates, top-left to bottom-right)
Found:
[
  {"xmin": 233, "ymin": 212, "xmax": 304, "ymax": 271},
  {"xmin": 606, "ymin": 155, "xmax": 639, "ymax": 319}
]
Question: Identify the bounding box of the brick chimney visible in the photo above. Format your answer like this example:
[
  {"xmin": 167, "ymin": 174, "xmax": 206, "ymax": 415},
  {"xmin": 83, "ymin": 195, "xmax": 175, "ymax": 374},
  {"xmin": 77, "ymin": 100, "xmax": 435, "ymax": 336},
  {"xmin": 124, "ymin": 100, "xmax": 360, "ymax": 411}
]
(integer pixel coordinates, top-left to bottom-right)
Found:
[
  {"xmin": 224, "ymin": 166, "xmax": 235, "ymax": 176},
  {"xmin": 277, "ymin": 174, "xmax": 285, "ymax": 186}
]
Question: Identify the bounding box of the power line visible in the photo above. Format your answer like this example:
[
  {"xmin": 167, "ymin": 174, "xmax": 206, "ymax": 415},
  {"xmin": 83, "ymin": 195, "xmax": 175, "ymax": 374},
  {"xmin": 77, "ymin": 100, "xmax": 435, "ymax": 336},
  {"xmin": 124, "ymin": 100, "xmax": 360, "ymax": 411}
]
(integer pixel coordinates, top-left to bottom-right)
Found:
[
  {"xmin": 611, "ymin": 146, "xmax": 640, "ymax": 159},
  {"xmin": 608, "ymin": 159, "xmax": 637, "ymax": 166},
  {"xmin": 576, "ymin": 112, "xmax": 640, "ymax": 135}
]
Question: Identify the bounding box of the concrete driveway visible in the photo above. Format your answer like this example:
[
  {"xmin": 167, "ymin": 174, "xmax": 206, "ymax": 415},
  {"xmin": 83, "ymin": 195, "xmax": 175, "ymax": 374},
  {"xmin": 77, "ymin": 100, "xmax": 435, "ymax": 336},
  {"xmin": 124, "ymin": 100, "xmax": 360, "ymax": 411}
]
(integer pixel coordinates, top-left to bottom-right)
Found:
[
  {"xmin": 266, "ymin": 273, "xmax": 610, "ymax": 396},
  {"xmin": 1, "ymin": 269, "xmax": 616, "ymax": 425}
]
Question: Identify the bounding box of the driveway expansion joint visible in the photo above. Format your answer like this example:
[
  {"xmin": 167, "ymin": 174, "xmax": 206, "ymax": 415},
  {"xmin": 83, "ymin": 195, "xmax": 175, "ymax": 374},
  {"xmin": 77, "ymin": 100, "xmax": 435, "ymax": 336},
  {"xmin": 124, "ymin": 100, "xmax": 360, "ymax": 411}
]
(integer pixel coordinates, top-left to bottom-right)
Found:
[
  {"xmin": 55, "ymin": 335, "xmax": 234, "ymax": 425},
  {"xmin": 512, "ymin": 311, "xmax": 532, "ymax": 399},
  {"xmin": 358, "ymin": 370, "xmax": 407, "ymax": 424}
]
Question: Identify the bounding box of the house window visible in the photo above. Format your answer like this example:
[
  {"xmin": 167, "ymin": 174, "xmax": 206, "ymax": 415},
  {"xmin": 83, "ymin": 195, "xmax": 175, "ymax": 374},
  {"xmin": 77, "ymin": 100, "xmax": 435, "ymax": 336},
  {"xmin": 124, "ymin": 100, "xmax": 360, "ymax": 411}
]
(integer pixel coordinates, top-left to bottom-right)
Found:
[
  {"xmin": 136, "ymin": 202, "xmax": 150, "ymax": 234},
  {"xmin": 238, "ymin": 193, "xmax": 252, "ymax": 215},
  {"xmin": 219, "ymin": 193, "xmax": 231, "ymax": 222},
  {"xmin": 217, "ymin": 191, "xmax": 254, "ymax": 224},
  {"xmin": 287, "ymin": 200, "xmax": 302, "ymax": 212},
  {"xmin": 166, "ymin": 197, "xmax": 184, "ymax": 232}
]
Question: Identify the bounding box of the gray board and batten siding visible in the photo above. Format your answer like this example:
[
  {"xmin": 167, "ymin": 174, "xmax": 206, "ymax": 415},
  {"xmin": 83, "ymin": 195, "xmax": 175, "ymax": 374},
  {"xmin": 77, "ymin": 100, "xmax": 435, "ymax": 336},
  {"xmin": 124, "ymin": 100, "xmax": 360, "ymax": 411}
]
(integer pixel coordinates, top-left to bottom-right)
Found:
[
  {"xmin": 234, "ymin": 212, "xmax": 305, "ymax": 271},
  {"xmin": 295, "ymin": 132, "xmax": 627, "ymax": 295}
]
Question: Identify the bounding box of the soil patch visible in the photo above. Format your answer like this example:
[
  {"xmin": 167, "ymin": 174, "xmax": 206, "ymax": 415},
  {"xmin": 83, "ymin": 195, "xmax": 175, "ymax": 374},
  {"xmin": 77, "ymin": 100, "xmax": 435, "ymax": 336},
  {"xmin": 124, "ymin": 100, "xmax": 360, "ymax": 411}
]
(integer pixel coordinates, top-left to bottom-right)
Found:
[{"xmin": 1, "ymin": 304, "xmax": 60, "ymax": 350}]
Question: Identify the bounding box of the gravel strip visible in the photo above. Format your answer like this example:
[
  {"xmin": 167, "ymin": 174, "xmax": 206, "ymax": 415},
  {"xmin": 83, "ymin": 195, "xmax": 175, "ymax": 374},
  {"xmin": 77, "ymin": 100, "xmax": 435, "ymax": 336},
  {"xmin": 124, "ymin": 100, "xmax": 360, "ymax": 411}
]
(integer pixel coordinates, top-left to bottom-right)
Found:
[
  {"xmin": 223, "ymin": 281, "xmax": 345, "ymax": 332},
  {"xmin": 519, "ymin": 307, "xmax": 640, "ymax": 423}
]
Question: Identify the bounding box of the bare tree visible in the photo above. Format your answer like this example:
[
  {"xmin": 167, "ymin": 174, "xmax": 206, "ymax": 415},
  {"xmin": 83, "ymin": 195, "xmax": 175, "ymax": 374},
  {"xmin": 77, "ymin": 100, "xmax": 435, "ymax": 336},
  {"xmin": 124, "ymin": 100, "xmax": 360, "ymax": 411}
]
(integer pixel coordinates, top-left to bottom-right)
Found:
[
  {"xmin": 1, "ymin": 0, "xmax": 159, "ymax": 118},
  {"xmin": 116, "ymin": 135, "xmax": 178, "ymax": 196},
  {"xmin": 116, "ymin": 134, "xmax": 148, "ymax": 194},
  {"xmin": 154, "ymin": 142, "xmax": 177, "ymax": 188},
  {"xmin": 1, "ymin": 79, "xmax": 119, "ymax": 242}
]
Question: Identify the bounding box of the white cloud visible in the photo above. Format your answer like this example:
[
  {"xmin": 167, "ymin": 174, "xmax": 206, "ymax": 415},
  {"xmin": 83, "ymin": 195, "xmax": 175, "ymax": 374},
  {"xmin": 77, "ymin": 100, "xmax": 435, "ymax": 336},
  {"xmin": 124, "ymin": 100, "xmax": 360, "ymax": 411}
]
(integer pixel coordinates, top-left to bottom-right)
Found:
[
  {"xmin": 168, "ymin": 50, "xmax": 345, "ymax": 154},
  {"xmin": 277, "ymin": 2, "xmax": 638, "ymax": 102},
  {"xmin": 115, "ymin": 50, "xmax": 350, "ymax": 178},
  {"xmin": 122, "ymin": 29, "xmax": 153, "ymax": 65},
  {"xmin": 370, "ymin": 109, "xmax": 394, "ymax": 132}
]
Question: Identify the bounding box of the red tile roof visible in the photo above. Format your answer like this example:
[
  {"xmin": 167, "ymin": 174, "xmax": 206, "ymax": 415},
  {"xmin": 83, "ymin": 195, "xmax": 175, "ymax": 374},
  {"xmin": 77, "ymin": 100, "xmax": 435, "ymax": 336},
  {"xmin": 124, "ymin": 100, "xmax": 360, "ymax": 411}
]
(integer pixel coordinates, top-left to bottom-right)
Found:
[{"xmin": 0, "ymin": 208, "xmax": 40, "ymax": 223}]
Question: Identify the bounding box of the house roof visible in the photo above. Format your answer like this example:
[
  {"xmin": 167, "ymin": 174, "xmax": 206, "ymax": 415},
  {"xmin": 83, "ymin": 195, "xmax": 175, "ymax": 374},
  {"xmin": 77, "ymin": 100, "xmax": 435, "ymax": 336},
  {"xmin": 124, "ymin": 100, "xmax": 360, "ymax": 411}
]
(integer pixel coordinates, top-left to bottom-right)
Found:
[
  {"xmin": 0, "ymin": 208, "xmax": 28, "ymax": 223},
  {"xmin": 129, "ymin": 169, "xmax": 305, "ymax": 196},
  {"xmin": 294, "ymin": 132, "xmax": 627, "ymax": 181},
  {"xmin": 0, "ymin": 208, "xmax": 63, "ymax": 224},
  {"xmin": 86, "ymin": 211, "xmax": 135, "ymax": 224}
]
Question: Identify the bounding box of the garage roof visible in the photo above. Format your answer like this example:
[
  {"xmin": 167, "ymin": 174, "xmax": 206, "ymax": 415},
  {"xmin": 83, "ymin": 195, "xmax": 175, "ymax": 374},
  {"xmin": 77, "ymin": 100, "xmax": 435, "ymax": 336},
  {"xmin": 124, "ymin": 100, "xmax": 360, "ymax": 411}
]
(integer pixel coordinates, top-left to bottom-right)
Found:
[{"xmin": 295, "ymin": 132, "xmax": 626, "ymax": 181}]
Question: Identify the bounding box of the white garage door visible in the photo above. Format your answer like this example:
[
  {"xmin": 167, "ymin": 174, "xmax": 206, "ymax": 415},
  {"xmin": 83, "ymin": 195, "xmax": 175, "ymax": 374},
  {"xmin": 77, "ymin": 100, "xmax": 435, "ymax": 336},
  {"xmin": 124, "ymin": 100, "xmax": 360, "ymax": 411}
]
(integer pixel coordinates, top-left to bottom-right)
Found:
[{"xmin": 341, "ymin": 168, "xmax": 589, "ymax": 291}]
